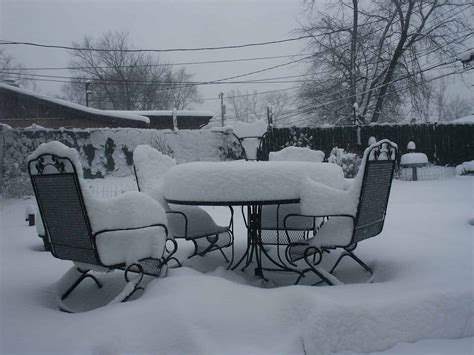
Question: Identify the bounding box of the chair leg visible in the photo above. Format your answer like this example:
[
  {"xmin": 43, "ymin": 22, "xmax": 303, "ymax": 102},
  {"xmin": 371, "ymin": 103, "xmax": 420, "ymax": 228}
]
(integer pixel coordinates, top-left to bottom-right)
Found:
[
  {"xmin": 302, "ymin": 247, "xmax": 343, "ymax": 286},
  {"xmin": 330, "ymin": 248, "xmax": 374, "ymax": 282},
  {"xmin": 60, "ymin": 267, "xmax": 102, "ymax": 301},
  {"xmin": 114, "ymin": 263, "xmax": 145, "ymax": 304},
  {"xmin": 164, "ymin": 239, "xmax": 182, "ymax": 268}
]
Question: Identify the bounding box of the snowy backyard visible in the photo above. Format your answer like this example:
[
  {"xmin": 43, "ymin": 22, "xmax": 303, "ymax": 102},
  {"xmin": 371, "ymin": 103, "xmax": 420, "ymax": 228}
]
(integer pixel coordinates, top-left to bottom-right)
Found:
[{"xmin": 1, "ymin": 174, "xmax": 472, "ymax": 354}]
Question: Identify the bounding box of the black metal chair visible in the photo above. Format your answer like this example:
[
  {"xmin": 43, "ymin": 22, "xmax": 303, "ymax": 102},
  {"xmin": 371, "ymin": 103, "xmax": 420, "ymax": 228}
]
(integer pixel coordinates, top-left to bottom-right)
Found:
[
  {"xmin": 28, "ymin": 142, "xmax": 176, "ymax": 312},
  {"xmin": 232, "ymin": 133, "xmax": 266, "ymax": 161},
  {"xmin": 133, "ymin": 145, "xmax": 234, "ymax": 265},
  {"xmin": 285, "ymin": 139, "xmax": 398, "ymax": 285}
]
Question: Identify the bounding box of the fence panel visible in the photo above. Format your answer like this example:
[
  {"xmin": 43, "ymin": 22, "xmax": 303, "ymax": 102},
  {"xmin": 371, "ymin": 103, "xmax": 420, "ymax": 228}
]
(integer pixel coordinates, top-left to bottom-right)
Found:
[{"xmin": 261, "ymin": 123, "xmax": 473, "ymax": 165}]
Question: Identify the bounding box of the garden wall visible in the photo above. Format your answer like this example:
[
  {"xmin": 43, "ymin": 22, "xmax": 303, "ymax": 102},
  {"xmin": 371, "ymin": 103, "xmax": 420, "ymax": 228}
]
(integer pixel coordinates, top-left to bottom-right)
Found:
[{"xmin": 0, "ymin": 126, "xmax": 241, "ymax": 198}]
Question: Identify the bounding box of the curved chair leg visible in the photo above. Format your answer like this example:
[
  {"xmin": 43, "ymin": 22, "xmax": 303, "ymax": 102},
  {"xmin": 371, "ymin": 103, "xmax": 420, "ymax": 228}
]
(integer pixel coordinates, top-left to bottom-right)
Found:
[
  {"xmin": 113, "ymin": 263, "xmax": 145, "ymax": 304},
  {"xmin": 164, "ymin": 238, "xmax": 182, "ymax": 268},
  {"xmin": 330, "ymin": 246, "xmax": 374, "ymax": 283},
  {"xmin": 301, "ymin": 247, "xmax": 343, "ymax": 286},
  {"xmin": 56, "ymin": 266, "xmax": 103, "ymax": 313},
  {"xmin": 59, "ymin": 267, "xmax": 102, "ymax": 301},
  {"xmin": 57, "ymin": 264, "xmax": 146, "ymax": 313}
]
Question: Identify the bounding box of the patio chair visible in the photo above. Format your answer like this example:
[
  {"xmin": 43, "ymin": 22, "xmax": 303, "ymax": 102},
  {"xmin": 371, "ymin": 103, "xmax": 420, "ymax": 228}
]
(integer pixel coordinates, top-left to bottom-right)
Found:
[
  {"xmin": 285, "ymin": 139, "xmax": 398, "ymax": 285},
  {"xmin": 231, "ymin": 119, "xmax": 268, "ymax": 161},
  {"xmin": 28, "ymin": 141, "xmax": 175, "ymax": 312},
  {"xmin": 259, "ymin": 147, "xmax": 326, "ymax": 266},
  {"xmin": 133, "ymin": 145, "xmax": 234, "ymax": 264}
]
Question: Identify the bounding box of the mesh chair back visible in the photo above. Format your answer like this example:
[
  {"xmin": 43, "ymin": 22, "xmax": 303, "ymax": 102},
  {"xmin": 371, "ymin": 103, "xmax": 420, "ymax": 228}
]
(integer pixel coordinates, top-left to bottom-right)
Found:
[
  {"xmin": 29, "ymin": 154, "xmax": 99, "ymax": 265},
  {"xmin": 353, "ymin": 141, "xmax": 397, "ymax": 244}
]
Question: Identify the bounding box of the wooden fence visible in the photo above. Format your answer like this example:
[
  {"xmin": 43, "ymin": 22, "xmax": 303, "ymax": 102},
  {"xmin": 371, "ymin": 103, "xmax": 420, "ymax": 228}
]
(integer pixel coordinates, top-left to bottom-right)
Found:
[{"xmin": 260, "ymin": 123, "xmax": 473, "ymax": 165}]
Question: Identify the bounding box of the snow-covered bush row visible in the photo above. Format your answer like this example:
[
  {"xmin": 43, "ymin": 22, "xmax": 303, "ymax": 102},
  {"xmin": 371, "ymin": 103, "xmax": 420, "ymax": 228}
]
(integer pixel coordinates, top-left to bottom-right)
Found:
[
  {"xmin": 0, "ymin": 127, "xmax": 236, "ymax": 198},
  {"xmin": 456, "ymin": 160, "xmax": 474, "ymax": 175}
]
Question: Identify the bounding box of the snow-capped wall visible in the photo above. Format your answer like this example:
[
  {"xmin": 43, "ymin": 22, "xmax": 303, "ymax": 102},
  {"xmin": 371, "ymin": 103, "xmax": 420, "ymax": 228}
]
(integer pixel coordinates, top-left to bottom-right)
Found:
[{"xmin": 0, "ymin": 126, "xmax": 241, "ymax": 198}]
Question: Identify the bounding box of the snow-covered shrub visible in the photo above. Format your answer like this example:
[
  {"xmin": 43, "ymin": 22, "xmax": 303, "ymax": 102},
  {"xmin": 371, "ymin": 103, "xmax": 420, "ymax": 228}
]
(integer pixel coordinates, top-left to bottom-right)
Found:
[
  {"xmin": 328, "ymin": 147, "xmax": 362, "ymax": 178},
  {"xmin": 455, "ymin": 161, "xmax": 474, "ymax": 175},
  {"xmin": 281, "ymin": 127, "xmax": 313, "ymax": 148}
]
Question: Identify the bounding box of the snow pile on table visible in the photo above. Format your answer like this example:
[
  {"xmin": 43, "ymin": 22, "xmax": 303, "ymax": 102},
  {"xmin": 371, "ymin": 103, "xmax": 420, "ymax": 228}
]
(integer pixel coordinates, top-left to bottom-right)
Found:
[
  {"xmin": 164, "ymin": 161, "xmax": 345, "ymax": 203},
  {"xmin": 456, "ymin": 160, "xmax": 474, "ymax": 175},
  {"xmin": 269, "ymin": 146, "xmax": 325, "ymax": 162},
  {"xmin": 400, "ymin": 153, "xmax": 428, "ymax": 165}
]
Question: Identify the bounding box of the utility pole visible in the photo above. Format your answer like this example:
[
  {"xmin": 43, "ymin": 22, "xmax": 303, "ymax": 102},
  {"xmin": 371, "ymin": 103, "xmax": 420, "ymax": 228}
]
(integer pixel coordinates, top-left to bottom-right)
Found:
[
  {"xmin": 85, "ymin": 80, "xmax": 91, "ymax": 107},
  {"xmin": 219, "ymin": 92, "xmax": 225, "ymax": 126},
  {"xmin": 266, "ymin": 106, "xmax": 273, "ymax": 130}
]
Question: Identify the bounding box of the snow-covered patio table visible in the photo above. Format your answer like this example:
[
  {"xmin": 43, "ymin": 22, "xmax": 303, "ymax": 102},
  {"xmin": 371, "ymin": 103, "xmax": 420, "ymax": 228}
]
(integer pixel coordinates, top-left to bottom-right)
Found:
[{"xmin": 163, "ymin": 160, "xmax": 345, "ymax": 280}]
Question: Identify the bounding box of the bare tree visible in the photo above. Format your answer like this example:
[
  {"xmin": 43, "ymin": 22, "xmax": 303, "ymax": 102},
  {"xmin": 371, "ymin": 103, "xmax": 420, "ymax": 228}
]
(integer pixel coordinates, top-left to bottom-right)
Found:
[
  {"xmin": 61, "ymin": 31, "xmax": 200, "ymax": 110},
  {"xmin": 226, "ymin": 90, "xmax": 261, "ymax": 122},
  {"xmin": 299, "ymin": 0, "xmax": 473, "ymax": 124},
  {"xmin": 0, "ymin": 49, "xmax": 36, "ymax": 90},
  {"xmin": 226, "ymin": 90, "xmax": 293, "ymax": 124},
  {"xmin": 165, "ymin": 68, "xmax": 201, "ymax": 110}
]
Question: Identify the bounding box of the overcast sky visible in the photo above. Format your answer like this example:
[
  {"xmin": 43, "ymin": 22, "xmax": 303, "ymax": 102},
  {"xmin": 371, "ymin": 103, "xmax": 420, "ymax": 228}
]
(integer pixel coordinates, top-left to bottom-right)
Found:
[
  {"xmin": 1, "ymin": 0, "xmax": 472, "ymax": 115},
  {"xmin": 1, "ymin": 0, "xmax": 310, "ymax": 113}
]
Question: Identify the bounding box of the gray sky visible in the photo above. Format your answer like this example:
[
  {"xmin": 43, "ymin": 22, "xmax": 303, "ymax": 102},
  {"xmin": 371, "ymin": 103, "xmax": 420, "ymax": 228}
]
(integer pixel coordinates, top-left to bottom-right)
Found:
[
  {"xmin": 1, "ymin": 0, "xmax": 307, "ymax": 113},
  {"xmin": 1, "ymin": 0, "xmax": 472, "ymax": 116}
]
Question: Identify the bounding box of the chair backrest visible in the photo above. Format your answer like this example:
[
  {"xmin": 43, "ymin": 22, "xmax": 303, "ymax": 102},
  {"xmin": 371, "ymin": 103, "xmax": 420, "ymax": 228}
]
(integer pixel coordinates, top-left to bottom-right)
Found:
[
  {"xmin": 233, "ymin": 133, "xmax": 266, "ymax": 161},
  {"xmin": 231, "ymin": 119, "xmax": 268, "ymax": 161},
  {"xmin": 28, "ymin": 153, "xmax": 100, "ymax": 265},
  {"xmin": 269, "ymin": 146, "xmax": 325, "ymax": 162},
  {"xmin": 133, "ymin": 145, "xmax": 176, "ymax": 192},
  {"xmin": 352, "ymin": 140, "xmax": 398, "ymax": 244}
]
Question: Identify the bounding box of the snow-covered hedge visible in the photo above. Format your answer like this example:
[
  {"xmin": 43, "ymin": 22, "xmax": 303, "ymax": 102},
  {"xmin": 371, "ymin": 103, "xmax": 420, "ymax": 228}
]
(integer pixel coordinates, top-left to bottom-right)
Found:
[
  {"xmin": 0, "ymin": 127, "xmax": 236, "ymax": 198},
  {"xmin": 455, "ymin": 161, "xmax": 474, "ymax": 175}
]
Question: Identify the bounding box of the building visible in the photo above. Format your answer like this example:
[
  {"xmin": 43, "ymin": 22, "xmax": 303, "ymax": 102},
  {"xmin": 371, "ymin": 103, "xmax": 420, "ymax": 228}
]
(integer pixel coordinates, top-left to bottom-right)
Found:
[
  {"xmin": 107, "ymin": 110, "xmax": 215, "ymax": 130},
  {"xmin": 0, "ymin": 83, "xmax": 150, "ymax": 129}
]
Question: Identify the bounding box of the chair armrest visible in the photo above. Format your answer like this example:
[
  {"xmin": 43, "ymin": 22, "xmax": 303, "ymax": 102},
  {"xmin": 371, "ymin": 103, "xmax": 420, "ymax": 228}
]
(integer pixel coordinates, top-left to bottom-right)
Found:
[
  {"xmin": 85, "ymin": 191, "xmax": 167, "ymax": 233},
  {"xmin": 93, "ymin": 223, "xmax": 168, "ymax": 239},
  {"xmin": 300, "ymin": 177, "xmax": 358, "ymax": 217}
]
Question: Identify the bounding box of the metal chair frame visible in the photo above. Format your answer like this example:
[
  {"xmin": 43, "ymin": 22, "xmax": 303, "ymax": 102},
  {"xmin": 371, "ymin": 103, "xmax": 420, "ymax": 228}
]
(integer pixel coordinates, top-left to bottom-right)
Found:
[
  {"xmin": 29, "ymin": 153, "xmax": 177, "ymax": 312},
  {"xmin": 284, "ymin": 141, "xmax": 398, "ymax": 285},
  {"xmin": 232, "ymin": 132, "xmax": 267, "ymax": 161}
]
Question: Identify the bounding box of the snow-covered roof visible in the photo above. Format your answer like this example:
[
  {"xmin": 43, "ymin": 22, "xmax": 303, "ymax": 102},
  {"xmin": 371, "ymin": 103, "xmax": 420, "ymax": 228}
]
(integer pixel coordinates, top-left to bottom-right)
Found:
[
  {"xmin": 449, "ymin": 114, "xmax": 474, "ymax": 124},
  {"xmin": 108, "ymin": 110, "xmax": 215, "ymax": 118},
  {"xmin": 0, "ymin": 83, "xmax": 150, "ymax": 124}
]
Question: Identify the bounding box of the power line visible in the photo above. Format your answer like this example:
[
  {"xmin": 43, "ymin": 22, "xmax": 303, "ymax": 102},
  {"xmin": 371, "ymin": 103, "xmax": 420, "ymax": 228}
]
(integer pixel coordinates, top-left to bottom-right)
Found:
[
  {"xmin": 278, "ymin": 67, "xmax": 472, "ymax": 126},
  {"xmin": 0, "ymin": 19, "xmax": 385, "ymax": 53},
  {"xmin": 1, "ymin": 55, "xmax": 313, "ymax": 87},
  {"xmin": 0, "ymin": 53, "xmax": 313, "ymax": 71},
  {"xmin": 274, "ymin": 57, "xmax": 462, "ymax": 122},
  {"xmin": 0, "ymin": 35, "xmax": 314, "ymax": 53}
]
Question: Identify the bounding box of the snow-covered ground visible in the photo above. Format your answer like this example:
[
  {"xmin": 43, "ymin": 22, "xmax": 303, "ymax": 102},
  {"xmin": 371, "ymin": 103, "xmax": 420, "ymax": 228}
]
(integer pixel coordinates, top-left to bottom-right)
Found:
[{"xmin": 1, "ymin": 176, "xmax": 473, "ymax": 354}]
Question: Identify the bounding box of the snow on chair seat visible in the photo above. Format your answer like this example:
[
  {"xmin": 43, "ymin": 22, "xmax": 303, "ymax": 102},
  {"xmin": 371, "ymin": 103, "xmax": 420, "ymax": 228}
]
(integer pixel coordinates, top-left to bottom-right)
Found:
[
  {"xmin": 28, "ymin": 141, "xmax": 174, "ymax": 312},
  {"xmin": 133, "ymin": 145, "xmax": 234, "ymax": 263}
]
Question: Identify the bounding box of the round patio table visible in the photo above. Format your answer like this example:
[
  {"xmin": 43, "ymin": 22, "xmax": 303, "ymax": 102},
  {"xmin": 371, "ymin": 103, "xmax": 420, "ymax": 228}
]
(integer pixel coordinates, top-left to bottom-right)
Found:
[{"xmin": 163, "ymin": 160, "xmax": 345, "ymax": 280}]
